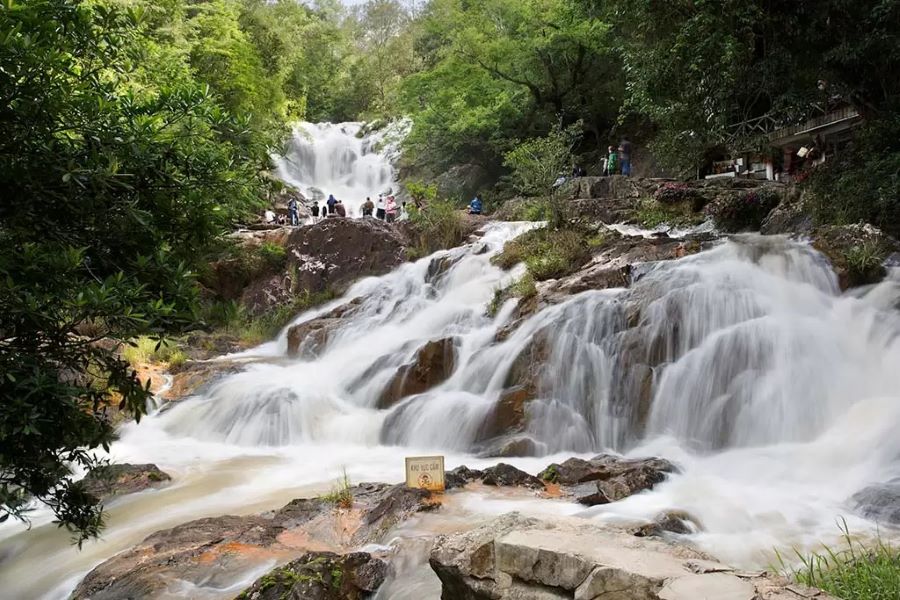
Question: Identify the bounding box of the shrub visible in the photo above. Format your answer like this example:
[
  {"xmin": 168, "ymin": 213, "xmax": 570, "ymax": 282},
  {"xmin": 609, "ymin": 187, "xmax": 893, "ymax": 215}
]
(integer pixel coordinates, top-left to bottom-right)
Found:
[
  {"xmin": 806, "ymin": 116, "xmax": 900, "ymax": 238},
  {"xmin": 780, "ymin": 519, "xmax": 900, "ymax": 600},
  {"xmin": 654, "ymin": 182, "xmax": 696, "ymax": 204},
  {"xmin": 493, "ymin": 228, "xmax": 591, "ymax": 280},
  {"xmin": 634, "ymin": 198, "xmax": 706, "ymax": 229},
  {"xmin": 504, "ymin": 122, "xmax": 583, "ymax": 197},
  {"xmin": 200, "ymin": 290, "xmax": 335, "ymax": 345},
  {"xmin": 706, "ymin": 188, "xmax": 781, "ymax": 232},
  {"xmin": 846, "ymin": 241, "xmax": 887, "ymax": 285},
  {"xmin": 407, "ymin": 200, "xmax": 466, "ymax": 254},
  {"xmin": 122, "ymin": 337, "xmax": 187, "ymax": 369}
]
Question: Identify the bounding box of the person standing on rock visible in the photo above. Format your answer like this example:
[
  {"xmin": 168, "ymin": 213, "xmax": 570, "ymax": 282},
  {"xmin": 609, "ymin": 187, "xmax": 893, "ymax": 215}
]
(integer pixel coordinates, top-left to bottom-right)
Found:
[
  {"xmin": 362, "ymin": 197, "xmax": 374, "ymax": 217},
  {"xmin": 605, "ymin": 145, "xmax": 619, "ymax": 176},
  {"xmin": 375, "ymin": 194, "xmax": 386, "ymax": 220},
  {"xmin": 385, "ymin": 195, "xmax": 398, "ymax": 223},
  {"xmin": 287, "ymin": 198, "xmax": 299, "ymax": 226},
  {"xmin": 326, "ymin": 194, "xmax": 337, "ymax": 215},
  {"xmin": 335, "ymin": 199, "xmax": 346, "ymax": 217},
  {"xmin": 311, "ymin": 201, "xmax": 320, "ymax": 221},
  {"xmin": 619, "ymin": 137, "xmax": 632, "ymax": 176}
]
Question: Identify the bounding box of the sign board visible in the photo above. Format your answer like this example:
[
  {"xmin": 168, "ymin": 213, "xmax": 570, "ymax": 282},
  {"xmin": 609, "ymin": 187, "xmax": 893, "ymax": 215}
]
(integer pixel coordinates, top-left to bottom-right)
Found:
[{"xmin": 405, "ymin": 455, "xmax": 445, "ymax": 492}]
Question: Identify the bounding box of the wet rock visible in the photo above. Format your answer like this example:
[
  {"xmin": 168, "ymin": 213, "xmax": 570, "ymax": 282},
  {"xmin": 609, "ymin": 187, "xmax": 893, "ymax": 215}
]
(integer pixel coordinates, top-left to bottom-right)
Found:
[
  {"xmin": 539, "ymin": 454, "xmax": 677, "ymax": 506},
  {"xmin": 73, "ymin": 515, "xmax": 284, "ymax": 600},
  {"xmin": 286, "ymin": 217, "xmax": 408, "ymax": 294},
  {"xmin": 851, "ymin": 481, "xmax": 900, "ymax": 525},
  {"xmin": 236, "ymin": 551, "xmax": 386, "ymax": 600},
  {"xmin": 445, "ymin": 466, "xmax": 485, "ymax": 490},
  {"xmin": 478, "ymin": 385, "xmax": 533, "ymax": 442},
  {"xmin": 80, "ymin": 464, "xmax": 171, "ymax": 503},
  {"xmin": 434, "ymin": 163, "xmax": 492, "ymax": 203},
  {"xmin": 809, "ymin": 224, "xmax": 900, "ymax": 289},
  {"xmin": 429, "ymin": 514, "xmax": 835, "ymax": 600},
  {"xmin": 481, "ymin": 463, "xmax": 544, "ymax": 489},
  {"xmin": 74, "ymin": 483, "xmax": 433, "ymax": 600},
  {"xmin": 376, "ymin": 338, "xmax": 457, "ymax": 409},
  {"xmin": 286, "ymin": 299, "xmax": 362, "ymax": 358},
  {"xmin": 480, "ymin": 435, "xmax": 540, "ymax": 458},
  {"xmin": 760, "ymin": 187, "xmax": 813, "ymax": 235},
  {"xmin": 631, "ymin": 511, "xmax": 699, "ymax": 537}
]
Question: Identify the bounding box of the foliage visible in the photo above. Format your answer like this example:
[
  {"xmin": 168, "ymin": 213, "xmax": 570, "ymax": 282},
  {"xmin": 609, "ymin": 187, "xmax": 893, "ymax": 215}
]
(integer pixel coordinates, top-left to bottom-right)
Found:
[
  {"xmin": 654, "ymin": 183, "xmax": 699, "ymax": 206},
  {"xmin": 779, "ymin": 519, "xmax": 900, "ymax": 600},
  {"xmin": 121, "ymin": 337, "xmax": 187, "ymax": 369},
  {"xmin": 633, "ymin": 199, "xmax": 706, "ymax": 230},
  {"xmin": 400, "ymin": 0, "xmax": 622, "ymax": 173},
  {"xmin": 487, "ymin": 273, "xmax": 536, "ymax": 317},
  {"xmin": 404, "ymin": 180, "xmax": 439, "ymax": 207},
  {"xmin": 493, "ymin": 227, "xmax": 591, "ymax": 281},
  {"xmin": 504, "ymin": 123, "xmax": 583, "ymax": 197},
  {"xmin": 202, "ymin": 290, "xmax": 335, "ymax": 346},
  {"xmin": 705, "ymin": 189, "xmax": 781, "ymax": 232},
  {"xmin": 846, "ymin": 241, "xmax": 888, "ymax": 286},
  {"xmin": 806, "ymin": 116, "xmax": 900, "ymax": 238},
  {"xmin": 406, "ymin": 200, "xmax": 466, "ymax": 255},
  {"xmin": 0, "ymin": 0, "xmax": 269, "ymax": 541},
  {"xmin": 594, "ymin": 0, "xmax": 900, "ymax": 173}
]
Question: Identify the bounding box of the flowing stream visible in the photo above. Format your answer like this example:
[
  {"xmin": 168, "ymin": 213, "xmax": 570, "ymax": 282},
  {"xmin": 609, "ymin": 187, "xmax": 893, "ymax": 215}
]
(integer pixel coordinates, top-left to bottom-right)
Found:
[{"xmin": 3, "ymin": 146, "xmax": 900, "ymax": 598}]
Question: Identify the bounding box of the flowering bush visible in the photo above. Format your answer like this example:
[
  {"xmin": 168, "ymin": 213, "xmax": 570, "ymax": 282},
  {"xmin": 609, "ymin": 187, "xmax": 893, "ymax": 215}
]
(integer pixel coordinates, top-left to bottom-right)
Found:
[
  {"xmin": 706, "ymin": 188, "xmax": 781, "ymax": 232},
  {"xmin": 654, "ymin": 182, "xmax": 696, "ymax": 204}
]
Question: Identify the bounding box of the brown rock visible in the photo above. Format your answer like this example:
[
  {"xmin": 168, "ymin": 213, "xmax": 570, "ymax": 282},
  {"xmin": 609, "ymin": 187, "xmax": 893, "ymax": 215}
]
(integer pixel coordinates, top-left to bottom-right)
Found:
[
  {"xmin": 477, "ymin": 386, "xmax": 532, "ymax": 442},
  {"xmin": 285, "ymin": 217, "xmax": 408, "ymax": 294},
  {"xmin": 286, "ymin": 299, "xmax": 362, "ymax": 358},
  {"xmin": 377, "ymin": 338, "xmax": 456, "ymax": 409},
  {"xmin": 539, "ymin": 454, "xmax": 677, "ymax": 506},
  {"xmin": 481, "ymin": 463, "xmax": 544, "ymax": 489}
]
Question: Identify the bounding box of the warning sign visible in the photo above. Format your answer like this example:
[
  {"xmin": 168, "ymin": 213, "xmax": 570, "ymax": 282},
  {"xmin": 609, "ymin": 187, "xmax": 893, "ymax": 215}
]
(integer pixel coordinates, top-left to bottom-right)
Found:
[{"xmin": 405, "ymin": 455, "xmax": 445, "ymax": 492}]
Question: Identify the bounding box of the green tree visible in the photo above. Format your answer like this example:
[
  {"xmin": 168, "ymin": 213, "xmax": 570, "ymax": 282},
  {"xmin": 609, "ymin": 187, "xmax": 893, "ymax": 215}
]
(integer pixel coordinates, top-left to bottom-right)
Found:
[
  {"xmin": 504, "ymin": 122, "xmax": 582, "ymax": 228},
  {"xmin": 0, "ymin": 0, "xmax": 266, "ymax": 541}
]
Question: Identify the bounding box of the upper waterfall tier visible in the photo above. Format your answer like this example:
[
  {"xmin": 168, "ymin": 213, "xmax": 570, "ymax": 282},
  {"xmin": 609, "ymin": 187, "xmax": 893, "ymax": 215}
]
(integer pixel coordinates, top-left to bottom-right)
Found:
[{"xmin": 274, "ymin": 121, "xmax": 407, "ymax": 217}]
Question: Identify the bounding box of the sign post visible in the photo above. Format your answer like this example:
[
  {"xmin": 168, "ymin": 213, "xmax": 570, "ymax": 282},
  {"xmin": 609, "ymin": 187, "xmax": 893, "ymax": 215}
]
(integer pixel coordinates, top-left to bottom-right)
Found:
[{"xmin": 405, "ymin": 455, "xmax": 445, "ymax": 492}]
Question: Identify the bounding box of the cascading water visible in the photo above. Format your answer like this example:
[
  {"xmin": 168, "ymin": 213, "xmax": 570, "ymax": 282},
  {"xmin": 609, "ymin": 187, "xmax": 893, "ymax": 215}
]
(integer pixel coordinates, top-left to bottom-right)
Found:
[
  {"xmin": 275, "ymin": 121, "xmax": 407, "ymax": 217},
  {"xmin": 3, "ymin": 219, "xmax": 900, "ymax": 598}
]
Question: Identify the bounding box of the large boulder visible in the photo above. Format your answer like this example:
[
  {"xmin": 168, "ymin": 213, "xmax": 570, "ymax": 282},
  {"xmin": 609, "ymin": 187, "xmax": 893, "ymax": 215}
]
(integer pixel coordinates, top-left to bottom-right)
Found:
[
  {"xmin": 760, "ymin": 187, "xmax": 813, "ymax": 235},
  {"xmin": 236, "ymin": 551, "xmax": 386, "ymax": 600},
  {"xmin": 429, "ymin": 514, "xmax": 836, "ymax": 600},
  {"xmin": 285, "ymin": 217, "xmax": 408, "ymax": 295},
  {"xmin": 434, "ymin": 163, "xmax": 493, "ymax": 202},
  {"xmin": 73, "ymin": 483, "xmax": 432, "ymax": 600},
  {"xmin": 79, "ymin": 464, "xmax": 171, "ymax": 503},
  {"xmin": 376, "ymin": 338, "xmax": 457, "ymax": 409},
  {"xmin": 539, "ymin": 455, "xmax": 677, "ymax": 506}
]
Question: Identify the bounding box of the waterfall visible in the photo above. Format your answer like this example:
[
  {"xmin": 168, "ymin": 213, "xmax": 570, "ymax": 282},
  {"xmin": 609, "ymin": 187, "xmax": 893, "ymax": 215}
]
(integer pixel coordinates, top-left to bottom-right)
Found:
[
  {"xmin": 274, "ymin": 121, "xmax": 407, "ymax": 217},
  {"xmin": 4, "ymin": 220, "xmax": 900, "ymax": 598}
]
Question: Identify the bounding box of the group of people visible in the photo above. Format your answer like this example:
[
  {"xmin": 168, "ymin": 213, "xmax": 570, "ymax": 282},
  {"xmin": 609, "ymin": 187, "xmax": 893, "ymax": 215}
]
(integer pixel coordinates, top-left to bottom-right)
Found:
[
  {"xmin": 602, "ymin": 138, "xmax": 633, "ymax": 177},
  {"xmin": 306, "ymin": 192, "xmax": 404, "ymax": 222}
]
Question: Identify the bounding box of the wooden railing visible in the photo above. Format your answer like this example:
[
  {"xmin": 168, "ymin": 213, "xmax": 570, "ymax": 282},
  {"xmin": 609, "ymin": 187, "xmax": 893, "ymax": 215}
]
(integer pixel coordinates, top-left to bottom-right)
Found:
[{"xmin": 724, "ymin": 104, "xmax": 859, "ymax": 149}]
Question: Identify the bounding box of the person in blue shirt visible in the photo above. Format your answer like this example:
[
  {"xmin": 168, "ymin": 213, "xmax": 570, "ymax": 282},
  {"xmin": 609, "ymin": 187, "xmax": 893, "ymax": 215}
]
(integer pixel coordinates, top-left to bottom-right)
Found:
[
  {"xmin": 469, "ymin": 194, "xmax": 483, "ymax": 215},
  {"xmin": 287, "ymin": 198, "xmax": 299, "ymax": 226},
  {"xmin": 326, "ymin": 194, "xmax": 337, "ymax": 215}
]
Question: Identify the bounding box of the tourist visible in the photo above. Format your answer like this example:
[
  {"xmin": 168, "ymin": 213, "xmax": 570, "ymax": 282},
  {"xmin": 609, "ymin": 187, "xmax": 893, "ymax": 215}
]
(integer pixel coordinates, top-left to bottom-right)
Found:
[
  {"xmin": 311, "ymin": 201, "xmax": 320, "ymax": 221},
  {"xmin": 362, "ymin": 197, "xmax": 374, "ymax": 217},
  {"xmin": 287, "ymin": 198, "xmax": 299, "ymax": 226},
  {"xmin": 264, "ymin": 208, "xmax": 276, "ymax": 224},
  {"xmin": 386, "ymin": 195, "xmax": 398, "ymax": 223},
  {"xmin": 619, "ymin": 137, "xmax": 632, "ymax": 176},
  {"xmin": 375, "ymin": 194, "xmax": 386, "ymax": 220},
  {"xmin": 400, "ymin": 201, "xmax": 409, "ymax": 220},
  {"xmin": 468, "ymin": 194, "xmax": 483, "ymax": 215},
  {"xmin": 326, "ymin": 194, "xmax": 337, "ymax": 215},
  {"xmin": 335, "ymin": 199, "xmax": 346, "ymax": 217},
  {"xmin": 605, "ymin": 145, "xmax": 618, "ymax": 176}
]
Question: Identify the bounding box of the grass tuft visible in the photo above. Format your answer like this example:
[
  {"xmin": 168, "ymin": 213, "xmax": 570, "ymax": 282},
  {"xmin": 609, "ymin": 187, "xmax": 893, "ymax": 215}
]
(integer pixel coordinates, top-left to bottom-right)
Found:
[
  {"xmin": 779, "ymin": 518, "xmax": 900, "ymax": 600},
  {"xmin": 122, "ymin": 337, "xmax": 187, "ymax": 368},
  {"xmin": 493, "ymin": 227, "xmax": 590, "ymax": 281},
  {"xmin": 321, "ymin": 468, "xmax": 353, "ymax": 509}
]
